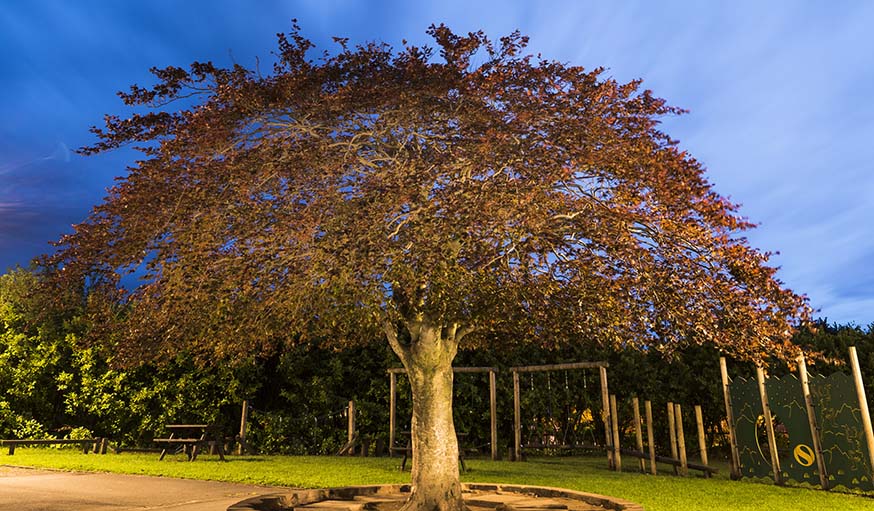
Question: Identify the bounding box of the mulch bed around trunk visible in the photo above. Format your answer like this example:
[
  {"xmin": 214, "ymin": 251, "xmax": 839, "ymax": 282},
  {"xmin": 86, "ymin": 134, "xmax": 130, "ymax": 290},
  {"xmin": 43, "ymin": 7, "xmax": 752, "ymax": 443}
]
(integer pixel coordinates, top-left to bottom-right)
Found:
[{"xmin": 228, "ymin": 483, "xmax": 644, "ymax": 511}]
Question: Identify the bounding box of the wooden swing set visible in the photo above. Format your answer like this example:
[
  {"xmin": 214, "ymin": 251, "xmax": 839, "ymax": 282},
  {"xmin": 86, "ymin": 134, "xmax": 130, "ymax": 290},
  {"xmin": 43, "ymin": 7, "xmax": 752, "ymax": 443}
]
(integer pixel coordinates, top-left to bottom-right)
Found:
[
  {"xmin": 385, "ymin": 360, "xmax": 716, "ymax": 476},
  {"xmin": 510, "ymin": 362, "xmax": 612, "ymax": 463},
  {"xmin": 387, "ymin": 366, "xmax": 500, "ymax": 460}
]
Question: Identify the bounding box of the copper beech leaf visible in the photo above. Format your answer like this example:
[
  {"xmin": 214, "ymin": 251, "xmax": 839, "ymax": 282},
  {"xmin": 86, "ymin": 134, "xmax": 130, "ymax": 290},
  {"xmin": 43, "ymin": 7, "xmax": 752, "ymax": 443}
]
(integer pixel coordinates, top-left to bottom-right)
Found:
[{"xmin": 47, "ymin": 24, "xmax": 810, "ymax": 366}]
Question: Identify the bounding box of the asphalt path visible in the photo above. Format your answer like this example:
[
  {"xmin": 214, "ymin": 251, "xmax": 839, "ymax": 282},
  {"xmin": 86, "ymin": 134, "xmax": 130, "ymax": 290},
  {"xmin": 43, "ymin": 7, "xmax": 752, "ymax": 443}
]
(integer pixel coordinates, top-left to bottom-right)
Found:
[{"xmin": 0, "ymin": 466, "xmax": 284, "ymax": 511}]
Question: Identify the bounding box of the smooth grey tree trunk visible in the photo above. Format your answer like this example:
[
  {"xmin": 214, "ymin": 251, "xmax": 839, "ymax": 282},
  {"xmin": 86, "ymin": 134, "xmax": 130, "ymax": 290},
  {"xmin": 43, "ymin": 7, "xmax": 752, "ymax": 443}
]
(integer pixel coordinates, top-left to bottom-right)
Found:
[{"xmin": 386, "ymin": 321, "xmax": 466, "ymax": 511}]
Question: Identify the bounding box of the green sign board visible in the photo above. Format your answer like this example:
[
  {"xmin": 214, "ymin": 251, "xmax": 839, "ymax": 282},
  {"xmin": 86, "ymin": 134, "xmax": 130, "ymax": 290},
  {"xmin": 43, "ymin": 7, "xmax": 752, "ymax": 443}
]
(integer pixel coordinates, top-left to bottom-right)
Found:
[
  {"xmin": 765, "ymin": 374, "xmax": 820, "ymax": 484},
  {"xmin": 729, "ymin": 371, "xmax": 874, "ymax": 491},
  {"xmin": 809, "ymin": 372, "xmax": 873, "ymax": 491},
  {"xmin": 730, "ymin": 376, "xmax": 772, "ymax": 479}
]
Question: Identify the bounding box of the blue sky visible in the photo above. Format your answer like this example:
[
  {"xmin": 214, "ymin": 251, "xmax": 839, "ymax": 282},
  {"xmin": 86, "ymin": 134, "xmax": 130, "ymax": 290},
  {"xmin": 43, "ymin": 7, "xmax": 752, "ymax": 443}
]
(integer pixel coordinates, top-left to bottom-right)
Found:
[{"xmin": 1, "ymin": 1, "xmax": 872, "ymax": 325}]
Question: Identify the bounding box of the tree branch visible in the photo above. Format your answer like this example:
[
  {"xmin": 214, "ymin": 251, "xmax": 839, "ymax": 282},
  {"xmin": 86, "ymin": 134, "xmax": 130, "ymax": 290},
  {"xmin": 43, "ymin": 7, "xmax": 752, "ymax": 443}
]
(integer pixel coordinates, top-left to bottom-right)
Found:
[
  {"xmin": 455, "ymin": 324, "xmax": 476, "ymax": 344},
  {"xmin": 382, "ymin": 318, "xmax": 410, "ymax": 363}
]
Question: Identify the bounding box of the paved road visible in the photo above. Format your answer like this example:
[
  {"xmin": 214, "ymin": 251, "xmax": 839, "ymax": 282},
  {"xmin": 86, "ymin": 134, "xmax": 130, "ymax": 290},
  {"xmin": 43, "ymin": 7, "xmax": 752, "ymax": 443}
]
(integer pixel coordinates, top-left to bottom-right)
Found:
[{"xmin": 0, "ymin": 466, "xmax": 284, "ymax": 511}]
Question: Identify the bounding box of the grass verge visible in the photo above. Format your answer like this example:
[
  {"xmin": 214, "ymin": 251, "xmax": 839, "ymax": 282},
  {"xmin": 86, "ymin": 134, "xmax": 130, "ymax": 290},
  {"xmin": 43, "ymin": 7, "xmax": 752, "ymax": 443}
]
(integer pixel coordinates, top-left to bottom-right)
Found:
[{"xmin": 4, "ymin": 449, "xmax": 872, "ymax": 511}]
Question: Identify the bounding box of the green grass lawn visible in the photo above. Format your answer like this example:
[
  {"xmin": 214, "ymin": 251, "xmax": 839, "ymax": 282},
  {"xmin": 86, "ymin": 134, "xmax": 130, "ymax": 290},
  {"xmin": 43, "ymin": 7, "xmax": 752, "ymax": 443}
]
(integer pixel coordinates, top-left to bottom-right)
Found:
[{"xmin": 4, "ymin": 449, "xmax": 873, "ymax": 511}]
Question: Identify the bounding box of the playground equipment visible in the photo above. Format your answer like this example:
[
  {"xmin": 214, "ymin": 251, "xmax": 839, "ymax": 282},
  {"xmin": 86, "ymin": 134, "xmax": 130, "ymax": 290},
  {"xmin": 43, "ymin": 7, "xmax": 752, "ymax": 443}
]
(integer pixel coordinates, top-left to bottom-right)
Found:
[
  {"xmin": 387, "ymin": 366, "xmax": 499, "ymax": 460},
  {"xmin": 722, "ymin": 347, "xmax": 874, "ymax": 491},
  {"xmin": 509, "ymin": 362, "xmax": 611, "ymax": 462}
]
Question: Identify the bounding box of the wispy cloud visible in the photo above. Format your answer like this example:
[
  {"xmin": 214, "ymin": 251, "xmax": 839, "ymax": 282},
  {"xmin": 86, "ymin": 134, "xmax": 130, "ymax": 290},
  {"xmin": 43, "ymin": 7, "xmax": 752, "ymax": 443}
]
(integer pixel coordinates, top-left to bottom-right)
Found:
[
  {"xmin": 0, "ymin": 142, "xmax": 70, "ymax": 176},
  {"xmin": 0, "ymin": 201, "xmax": 24, "ymax": 212}
]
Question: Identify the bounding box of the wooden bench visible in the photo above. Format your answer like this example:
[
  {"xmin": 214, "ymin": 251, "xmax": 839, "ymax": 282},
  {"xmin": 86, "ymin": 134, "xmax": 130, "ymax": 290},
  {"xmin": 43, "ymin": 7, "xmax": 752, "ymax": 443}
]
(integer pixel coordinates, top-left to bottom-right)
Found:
[
  {"xmin": 154, "ymin": 424, "xmax": 226, "ymax": 462},
  {"xmin": 619, "ymin": 447, "xmax": 718, "ymax": 475},
  {"xmin": 1, "ymin": 438, "xmax": 106, "ymax": 455}
]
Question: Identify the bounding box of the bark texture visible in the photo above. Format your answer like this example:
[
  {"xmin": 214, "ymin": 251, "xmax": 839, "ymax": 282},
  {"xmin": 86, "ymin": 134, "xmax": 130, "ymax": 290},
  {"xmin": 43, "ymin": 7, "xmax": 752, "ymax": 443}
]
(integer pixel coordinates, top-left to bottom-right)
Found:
[{"xmin": 387, "ymin": 321, "xmax": 466, "ymax": 511}]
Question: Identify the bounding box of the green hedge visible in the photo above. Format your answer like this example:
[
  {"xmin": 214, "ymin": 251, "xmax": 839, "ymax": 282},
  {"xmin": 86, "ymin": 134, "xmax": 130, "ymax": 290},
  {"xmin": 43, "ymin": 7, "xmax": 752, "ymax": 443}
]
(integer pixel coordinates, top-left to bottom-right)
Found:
[{"xmin": 2, "ymin": 267, "xmax": 873, "ymax": 456}]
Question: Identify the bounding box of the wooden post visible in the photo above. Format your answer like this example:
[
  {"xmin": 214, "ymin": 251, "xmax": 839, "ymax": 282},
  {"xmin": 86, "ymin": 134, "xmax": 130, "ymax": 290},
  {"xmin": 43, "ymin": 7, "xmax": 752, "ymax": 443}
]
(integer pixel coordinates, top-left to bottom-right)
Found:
[
  {"xmin": 674, "ymin": 403, "xmax": 688, "ymax": 476},
  {"xmin": 389, "ymin": 372, "xmax": 396, "ymax": 456},
  {"xmin": 667, "ymin": 401, "xmax": 679, "ymax": 475},
  {"xmin": 695, "ymin": 405, "xmax": 709, "ymax": 478},
  {"xmin": 610, "ymin": 394, "xmax": 622, "ymax": 472},
  {"xmin": 719, "ymin": 357, "xmax": 742, "ymax": 479},
  {"xmin": 645, "ymin": 400, "xmax": 657, "ymax": 475},
  {"xmin": 797, "ymin": 354, "xmax": 829, "ymax": 489},
  {"xmin": 236, "ymin": 399, "xmax": 249, "ymax": 456},
  {"xmin": 849, "ymin": 346, "xmax": 874, "ymax": 486},
  {"xmin": 600, "ymin": 366, "xmax": 614, "ymax": 469},
  {"xmin": 632, "ymin": 397, "xmax": 646, "ymax": 472},
  {"xmin": 513, "ymin": 370, "xmax": 522, "ymax": 461},
  {"xmin": 756, "ymin": 366, "xmax": 783, "ymax": 485},
  {"xmin": 348, "ymin": 400, "xmax": 356, "ymax": 455},
  {"xmin": 490, "ymin": 370, "xmax": 498, "ymax": 461}
]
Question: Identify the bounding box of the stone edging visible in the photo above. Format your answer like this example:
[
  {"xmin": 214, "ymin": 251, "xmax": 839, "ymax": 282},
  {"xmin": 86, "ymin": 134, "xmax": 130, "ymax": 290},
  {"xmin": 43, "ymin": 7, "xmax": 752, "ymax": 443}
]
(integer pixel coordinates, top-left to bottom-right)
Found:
[{"xmin": 227, "ymin": 482, "xmax": 644, "ymax": 511}]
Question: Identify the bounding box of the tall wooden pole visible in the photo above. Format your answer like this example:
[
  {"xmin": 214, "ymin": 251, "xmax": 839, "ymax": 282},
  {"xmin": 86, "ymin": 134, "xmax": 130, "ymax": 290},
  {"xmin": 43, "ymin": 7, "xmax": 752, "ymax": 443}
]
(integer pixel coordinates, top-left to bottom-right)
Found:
[
  {"xmin": 849, "ymin": 346, "xmax": 874, "ymax": 485},
  {"xmin": 610, "ymin": 394, "xmax": 622, "ymax": 472},
  {"xmin": 489, "ymin": 370, "xmax": 498, "ymax": 461},
  {"xmin": 389, "ymin": 372, "xmax": 396, "ymax": 456},
  {"xmin": 719, "ymin": 357, "xmax": 742, "ymax": 479},
  {"xmin": 797, "ymin": 354, "xmax": 829, "ymax": 489},
  {"xmin": 600, "ymin": 366, "xmax": 614, "ymax": 469},
  {"xmin": 674, "ymin": 404, "xmax": 688, "ymax": 476},
  {"xmin": 645, "ymin": 400, "xmax": 657, "ymax": 475},
  {"xmin": 667, "ymin": 401, "xmax": 679, "ymax": 475},
  {"xmin": 347, "ymin": 400, "xmax": 356, "ymax": 455},
  {"xmin": 694, "ymin": 405, "xmax": 710, "ymax": 478},
  {"xmin": 513, "ymin": 370, "xmax": 522, "ymax": 461},
  {"xmin": 632, "ymin": 397, "xmax": 646, "ymax": 472},
  {"xmin": 237, "ymin": 399, "xmax": 249, "ymax": 455},
  {"xmin": 756, "ymin": 366, "xmax": 783, "ymax": 485}
]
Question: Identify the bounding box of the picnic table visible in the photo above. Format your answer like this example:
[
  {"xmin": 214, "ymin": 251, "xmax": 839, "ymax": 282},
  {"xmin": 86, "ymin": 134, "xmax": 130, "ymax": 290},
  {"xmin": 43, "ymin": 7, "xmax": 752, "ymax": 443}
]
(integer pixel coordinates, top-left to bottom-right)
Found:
[
  {"xmin": 154, "ymin": 424, "xmax": 226, "ymax": 462},
  {"xmin": 1, "ymin": 438, "xmax": 106, "ymax": 455}
]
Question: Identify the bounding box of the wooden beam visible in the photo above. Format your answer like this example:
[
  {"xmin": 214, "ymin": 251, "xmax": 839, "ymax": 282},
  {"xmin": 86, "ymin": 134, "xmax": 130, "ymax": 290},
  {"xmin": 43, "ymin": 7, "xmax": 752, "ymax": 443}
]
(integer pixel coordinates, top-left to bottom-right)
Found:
[
  {"xmin": 619, "ymin": 448, "xmax": 718, "ymax": 474},
  {"xmin": 347, "ymin": 400, "xmax": 356, "ymax": 455},
  {"xmin": 645, "ymin": 400, "xmax": 657, "ymax": 475},
  {"xmin": 489, "ymin": 370, "xmax": 498, "ymax": 461},
  {"xmin": 719, "ymin": 357, "xmax": 742, "ymax": 479},
  {"xmin": 387, "ymin": 367, "xmax": 498, "ymax": 374},
  {"xmin": 519, "ymin": 442, "xmax": 605, "ymax": 450},
  {"xmin": 453, "ymin": 367, "xmax": 500, "ymax": 373},
  {"xmin": 610, "ymin": 394, "xmax": 622, "ymax": 472},
  {"xmin": 600, "ymin": 366, "xmax": 614, "ymax": 470},
  {"xmin": 849, "ymin": 346, "xmax": 874, "ymax": 487},
  {"xmin": 633, "ymin": 397, "xmax": 646, "ymax": 473},
  {"xmin": 667, "ymin": 401, "xmax": 679, "ymax": 475},
  {"xmin": 510, "ymin": 361, "xmax": 609, "ymax": 373},
  {"xmin": 389, "ymin": 371, "xmax": 396, "ymax": 456},
  {"xmin": 513, "ymin": 370, "xmax": 521, "ymax": 461},
  {"xmin": 674, "ymin": 403, "xmax": 688, "ymax": 476},
  {"xmin": 797, "ymin": 353, "xmax": 829, "ymax": 489},
  {"xmin": 757, "ymin": 366, "xmax": 783, "ymax": 485},
  {"xmin": 237, "ymin": 399, "xmax": 249, "ymax": 455},
  {"xmin": 695, "ymin": 405, "xmax": 709, "ymax": 478}
]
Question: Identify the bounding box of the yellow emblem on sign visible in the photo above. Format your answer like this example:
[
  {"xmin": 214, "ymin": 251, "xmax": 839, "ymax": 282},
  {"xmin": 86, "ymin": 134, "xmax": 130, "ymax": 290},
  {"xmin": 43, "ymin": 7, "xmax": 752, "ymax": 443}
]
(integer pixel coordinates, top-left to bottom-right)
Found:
[{"xmin": 793, "ymin": 444, "xmax": 815, "ymax": 467}]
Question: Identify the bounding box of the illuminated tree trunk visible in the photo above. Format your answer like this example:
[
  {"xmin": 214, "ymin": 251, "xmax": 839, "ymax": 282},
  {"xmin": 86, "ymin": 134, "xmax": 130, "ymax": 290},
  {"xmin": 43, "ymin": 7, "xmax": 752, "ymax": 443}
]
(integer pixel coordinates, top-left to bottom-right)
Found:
[{"xmin": 387, "ymin": 321, "xmax": 465, "ymax": 511}]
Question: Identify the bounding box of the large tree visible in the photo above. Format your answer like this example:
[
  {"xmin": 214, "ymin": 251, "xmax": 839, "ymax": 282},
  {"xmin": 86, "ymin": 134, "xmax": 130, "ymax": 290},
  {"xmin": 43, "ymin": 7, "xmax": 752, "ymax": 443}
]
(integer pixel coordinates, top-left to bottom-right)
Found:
[{"xmin": 50, "ymin": 25, "xmax": 809, "ymax": 511}]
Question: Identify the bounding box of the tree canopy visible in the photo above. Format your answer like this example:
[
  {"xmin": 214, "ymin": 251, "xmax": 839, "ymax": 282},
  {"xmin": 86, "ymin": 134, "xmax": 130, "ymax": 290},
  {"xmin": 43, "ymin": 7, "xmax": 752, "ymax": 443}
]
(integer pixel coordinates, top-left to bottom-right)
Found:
[{"xmin": 52, "ymin": 24, "xmax": 809, "ymax": 364}]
